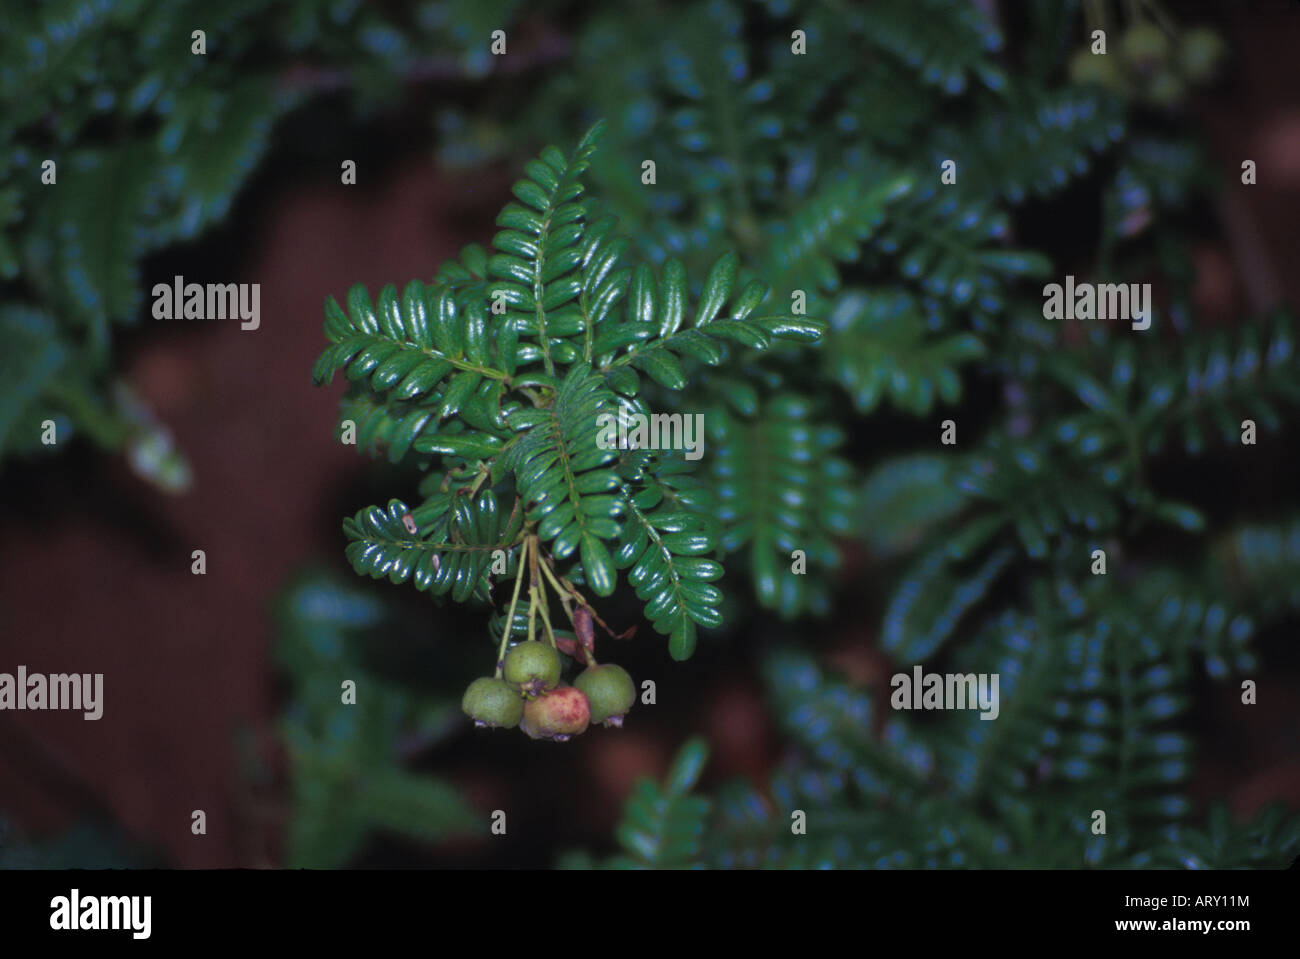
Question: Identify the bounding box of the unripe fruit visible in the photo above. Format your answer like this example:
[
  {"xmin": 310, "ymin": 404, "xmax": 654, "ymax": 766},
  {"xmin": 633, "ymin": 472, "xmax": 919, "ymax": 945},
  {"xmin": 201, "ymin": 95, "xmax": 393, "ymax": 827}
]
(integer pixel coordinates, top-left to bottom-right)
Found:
[
  {"xmin": 520, "ymin": 686, "xmax": 590, "ymax": 741},
  {"xmin": 1177, "ymin": 28, "xmax": 1225, "ymax": 85},
  {"xmin": 462, "ymin": 677, "xmax": 523, "ymax": 728},
  {"xmin": 1145, "ymin": 68, "xmax": 1186, "ymax": 108},
  {"xmin": 574, "ymin": 664, "xmax": 636, "ymax": 727},
  {"xmin": 1120, "ymin": 23, "xmax": 1170, "ymax": 77},
  {"xmin": 503, "ymin": 641, "xmax": 562, "ymax": 698},
  {"xmin": 1069, "ymin": 50, "xmax": 1122, "ymax": 92}
]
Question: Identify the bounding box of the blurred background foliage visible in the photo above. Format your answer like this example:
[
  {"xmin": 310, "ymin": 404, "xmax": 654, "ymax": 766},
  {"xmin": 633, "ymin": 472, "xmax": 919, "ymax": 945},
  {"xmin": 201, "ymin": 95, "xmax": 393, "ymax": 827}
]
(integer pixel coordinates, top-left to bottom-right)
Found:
[{"xmin": 3, "ymin": 0, "xmax": 1298, "ymax": 869}]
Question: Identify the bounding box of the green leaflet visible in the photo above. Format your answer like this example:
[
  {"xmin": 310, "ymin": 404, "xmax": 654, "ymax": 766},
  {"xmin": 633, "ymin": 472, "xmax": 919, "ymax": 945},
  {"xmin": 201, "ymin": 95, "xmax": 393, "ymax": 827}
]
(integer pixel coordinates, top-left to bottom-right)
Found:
[
  {"xmin": 0, "ymin": 307, "xmax": 67, "ymax": 457},
  {"xmin": 602, "ymin": 737, "xmax": 711, "ymax": 869},
  {"xmin": 881, "ymin": 542, "xmax": 1016, "ymax": 662},
  {"xmin": 615, "ymin": 451, "xmax": 724, "ymax": 660},
  {"xmin": 315, "ymin": 122, "xmax": 829, "ymax": 656},
  {"xmin": 498, "ymin": 363, "xmax": 623, "ymax": 593},
  {"xmin": 157, "ymin": 79, "xmax": 279, "ymax": 240},
  {"xmin": 764, "ymin": 170, "xmax": 914, "ymax": 295},
  {"xmin": 489, "ymin": 121, "xmax": 606, "ymax": 377},
  {"xmin": 709, "ymin": 395, "xmax": 853, "ymax": 618},
  {"xmin": 29, "ymin": 145, "xmax": 153, "ymax": 359},
  {"xmin": 275, "ymin": 571, "xmax": 476, "ymax": 868},
  {"xmin": 858, "ymin": 453, "xmax": 967, "ymax": 557},
  {"xmin": 825, "ymin": 288, "xmax": 985, "ymax": 415},
  {"xmin": 595, "ymin": 250, "xmax": 822, "ymax": 389},
  {"xmin": 344, "ymin": 492, "xmax": 521, "ymax": 603}
]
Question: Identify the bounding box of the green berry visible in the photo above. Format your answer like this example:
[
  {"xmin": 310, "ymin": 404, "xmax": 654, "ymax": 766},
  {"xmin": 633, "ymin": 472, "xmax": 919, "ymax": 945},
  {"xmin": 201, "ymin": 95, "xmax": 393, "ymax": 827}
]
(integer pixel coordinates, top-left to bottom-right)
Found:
[
  {"xmin": 462, "ymin": 677, "xmax": 523, "ymax": 729},
  {"xmin": 1145, "ymin": 68, "xmax": 1186, "ymax": 107},
  {"xmin": 1120, "ymin": 23, "xmax": 1170, "ymax": 76},
  {"xmin": 520, "ymin": 686, "xmax": 590, "ymax": 741},
  {"xmin": 1069, "ymin": 49, "xmax": 1123, "ymax": 92},
  {"xmin": 575, "ymin": 664, "xmax": 636, "ymax": 727},
  {"xmin": 1177, "ymin": 28, "xmax": 1225, "ymax": 85},
  {"xmin": 503, "ymin": 641, "xmax": 562, "ymax": 698}
]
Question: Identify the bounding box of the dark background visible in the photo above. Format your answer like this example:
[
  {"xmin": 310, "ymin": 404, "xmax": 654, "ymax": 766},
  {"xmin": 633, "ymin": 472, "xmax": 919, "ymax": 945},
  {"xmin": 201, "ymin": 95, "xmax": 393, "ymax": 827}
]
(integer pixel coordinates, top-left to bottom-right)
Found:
[{"xmin": 1, "ymin": 1, "xmax": 1298, "ymax": 868}]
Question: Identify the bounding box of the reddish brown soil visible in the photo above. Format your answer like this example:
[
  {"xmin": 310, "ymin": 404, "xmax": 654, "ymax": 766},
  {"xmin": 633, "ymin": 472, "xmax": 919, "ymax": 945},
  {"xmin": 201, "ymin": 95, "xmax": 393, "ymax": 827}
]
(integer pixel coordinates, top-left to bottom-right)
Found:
[{"xmin": 0, "ymin": 156, "xmax": 501, "ymax": 866}]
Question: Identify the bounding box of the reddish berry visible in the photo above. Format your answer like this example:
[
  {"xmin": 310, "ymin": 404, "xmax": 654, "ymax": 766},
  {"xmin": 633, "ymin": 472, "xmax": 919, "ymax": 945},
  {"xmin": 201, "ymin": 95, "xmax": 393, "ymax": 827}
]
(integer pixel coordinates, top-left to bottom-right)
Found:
[{"xmin": 520, "ymin": 686, "xmax": 590, "ymax": 741}]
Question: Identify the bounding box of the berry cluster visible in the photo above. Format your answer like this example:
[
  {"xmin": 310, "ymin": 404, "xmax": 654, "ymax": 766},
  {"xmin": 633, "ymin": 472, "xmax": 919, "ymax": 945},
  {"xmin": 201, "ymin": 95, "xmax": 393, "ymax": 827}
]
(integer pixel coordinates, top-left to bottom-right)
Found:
[
  {"xmin": 462, "ymin": 642, "xmax": 635, "ymax": 741},
  {"xmin": 1070, "ymin": 19, "xmax": 1225, "ymax": 106},
  {"xmin": 455, "ymin": 519, "xmax": 640, "ymax": 741}
]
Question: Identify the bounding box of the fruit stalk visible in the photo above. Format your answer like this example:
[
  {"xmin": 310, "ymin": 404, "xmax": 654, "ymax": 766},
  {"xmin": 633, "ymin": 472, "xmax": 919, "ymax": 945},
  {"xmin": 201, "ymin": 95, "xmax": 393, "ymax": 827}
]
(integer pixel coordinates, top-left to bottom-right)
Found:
[{"xmin": 494, "ymin": 537, "xmax": 530, "ymax": 678}]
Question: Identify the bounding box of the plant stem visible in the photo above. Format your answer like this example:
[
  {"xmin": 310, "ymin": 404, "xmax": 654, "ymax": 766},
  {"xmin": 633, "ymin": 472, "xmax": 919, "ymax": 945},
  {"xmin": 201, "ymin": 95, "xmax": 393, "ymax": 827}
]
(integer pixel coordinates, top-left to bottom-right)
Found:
[
  {"xmin": 554, "ymin": 565, "xmax": 622, "ymax": 638},
  {"xmin": 526, "ymin": 535, "xmax": 542, "ymax": 644},
  {"xmin": 535, "ymin": 550, "xmax": 599, "ymax": 665},
  {"xmin": 440, "ymin": 463, "xmax": 475, "ymax": 493},
  {"xmin": 1083, "ymin": 0, "xmax": 1106, "ymax": 37},
  {"xmin": 536, "ymin": 583, "xmax": 557, "ymax": 648},
  {"xmin": 536, "ymin": 553, "xmax": 576, "ymax": 620},
  {"xmin": 494, "ymin": 538, "xmax": 529, "ymax": 678},
  {"xmin": 1138, "ymin": 0, "xmax": 1177, "ymax": 37},
  {"xmin": 467, "ymin": 464, "xmax": 490, "ymax": 499}
]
